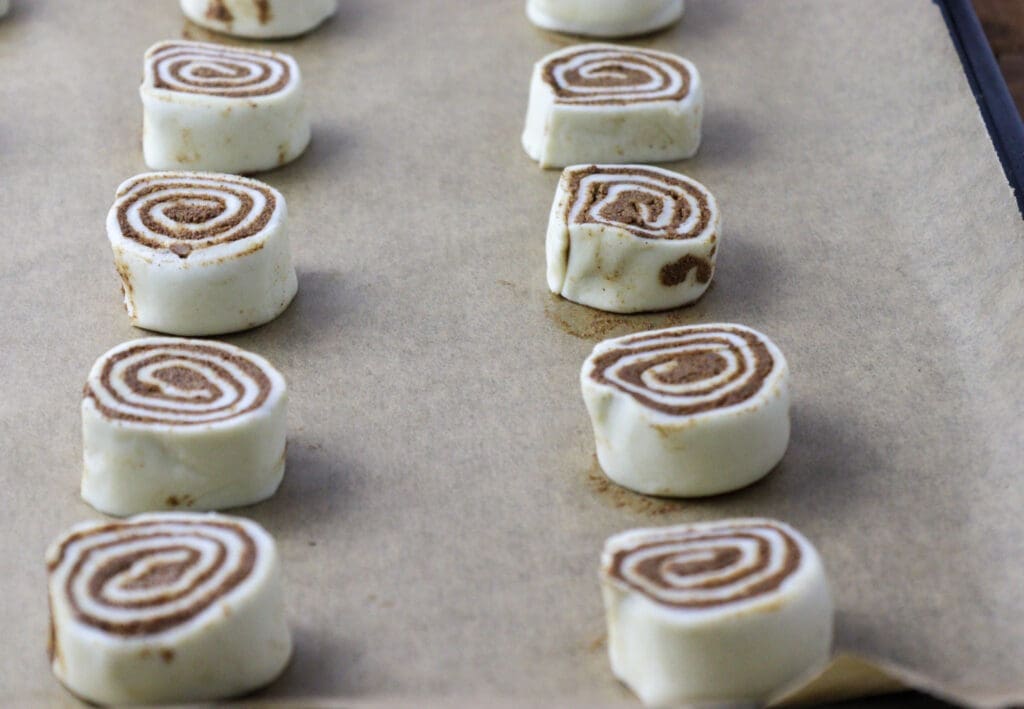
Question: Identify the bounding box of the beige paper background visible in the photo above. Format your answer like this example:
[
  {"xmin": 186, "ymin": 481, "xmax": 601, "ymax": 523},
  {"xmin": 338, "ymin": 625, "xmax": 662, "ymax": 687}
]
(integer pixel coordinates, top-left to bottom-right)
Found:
[{"xmin": 0, "ymin": 0, "xmax": 1022, "ymax": 706}]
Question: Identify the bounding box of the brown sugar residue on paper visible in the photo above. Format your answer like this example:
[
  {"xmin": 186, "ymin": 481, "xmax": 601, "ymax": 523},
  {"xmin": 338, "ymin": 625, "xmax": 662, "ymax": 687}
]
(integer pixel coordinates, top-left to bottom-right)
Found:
[
  {"xmin": 181, "ymin": 22, "xmax": 242, "ymax": 44},
  {"xmin": 496, "ymin": 279, "xmax": 529, "ymax": 298},
  {"xmin": 585, "ymin": 456, "xmax": 686, "ymax": 516},
  {"xmin": 545, "ymin": 298, "xmax": 624, "ymax": 340},
  {"xmin": 545, "ymin": 295, "xmax": 708, "ymax": 341}
]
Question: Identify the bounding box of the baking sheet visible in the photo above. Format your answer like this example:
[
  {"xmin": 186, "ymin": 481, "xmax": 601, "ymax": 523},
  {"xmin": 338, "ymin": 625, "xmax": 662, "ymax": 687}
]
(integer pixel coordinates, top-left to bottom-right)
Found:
[
  {"xmin": 1, "ymin": 0, "xmax": 1022, "ymax": 706},
  {"xmin": 939, "ymin": 0, "xmax": 1024, "ymax": 215}
]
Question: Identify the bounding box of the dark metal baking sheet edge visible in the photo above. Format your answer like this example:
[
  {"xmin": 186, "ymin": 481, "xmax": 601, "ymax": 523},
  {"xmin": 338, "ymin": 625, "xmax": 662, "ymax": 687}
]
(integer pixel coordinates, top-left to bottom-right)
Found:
[{"xmin": 937, "ymin": 0, "xmax": 1024, "ymax": 216}]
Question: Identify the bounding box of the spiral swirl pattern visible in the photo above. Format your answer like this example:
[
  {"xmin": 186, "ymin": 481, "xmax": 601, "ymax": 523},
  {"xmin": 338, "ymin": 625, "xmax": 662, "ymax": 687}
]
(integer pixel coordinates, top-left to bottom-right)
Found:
[
  {"xmin": 148, "ymin": 41, "xmax": 292, "ymax": 98},
  {"xmin": 84, "ymin": 340, "xmax": 276, "ymax": 426},
  {"xmin": 48, "ymin": 516, "xmax": 259, "ymax": 635},
  {"xmin": 565, "ymin": 165, "xmax": 714, "ymax": 240},
  {"xmin": 606, "ymin": 522, "xmax": 802, "ymax": 608},
  {"xmin": 542, "ymin": 46, "xmax": 692, "ymax": 106},
  {"xmin": 588, "ymin": 325, "xmax": 778, "ymax": 415},
  {"xmin": 113, "ymin": 173, "xmax": 278, "ymax": 257}
]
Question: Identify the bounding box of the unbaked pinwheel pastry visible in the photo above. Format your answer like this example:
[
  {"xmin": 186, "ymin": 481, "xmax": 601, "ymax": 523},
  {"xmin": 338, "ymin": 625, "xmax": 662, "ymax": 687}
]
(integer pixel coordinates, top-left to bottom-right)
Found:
[
  {"xmin": 523, "ymin": 44, "xmax": 702, "ymax": 168},
  {"xmin": 46, "ymin": 512, "xmax": 291, "ymax": 705},
  {"xmin": 581, "ymin": 324, "xmax": 790, "ymax": 496},
  {"xmin": 601, "ymin": 519, "xmax": 833, "ymax": 706},
  {"xmin": 141, "ymin": 40, "xmax": 310, "ymax": 173},
  {"xmin": 180, "ymin": 0, "xmax": 337, "ymax": 38},
  {"xmin": 107, "ymin": 171, "xmax": 297, "ymax": 336},
  {"xmin": 526, "ymin": 0, "xmax": 684, "ymax": 38},
  {"xmin": 81, "ymin": 338, "xmax": 287, "ymax": 516},
  {"xmin": 546, "ymin": 164, "xmax": 719, "ymax": 313}
]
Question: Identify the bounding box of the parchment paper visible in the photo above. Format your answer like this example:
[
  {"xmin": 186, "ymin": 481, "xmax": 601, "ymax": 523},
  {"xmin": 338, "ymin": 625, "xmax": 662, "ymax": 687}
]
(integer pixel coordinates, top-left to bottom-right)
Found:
[{"xmin": 1, "ymin": 0, "xmax": 1022, "ymax": 706}]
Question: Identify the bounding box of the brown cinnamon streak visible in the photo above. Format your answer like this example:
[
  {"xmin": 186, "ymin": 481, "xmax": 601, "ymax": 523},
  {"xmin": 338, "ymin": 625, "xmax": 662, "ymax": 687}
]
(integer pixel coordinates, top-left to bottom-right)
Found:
[
  {"xmin": 85, "ymin": 342, "xmax": 271, "ymax": 425},
  {"xmin": 564, "ymin": 166, "xmax": 712, "ymax": 240},
  {"xmin": 542, "ymin": 48, "xmax": 691, "ymax": 106},
  {"xmin": 53, "ymin": 520, "xmax": 257, "ymax": 636},
  {"xmin": 660, "ymin": 255, "xmax": 713, "ymax": 286},
  {"xmin": 609, "ymin": 526, "xmax": 801, "ymax": 608},
  {"xmin": 590, "ymin": 327, "xmax": 774, "ymax": 415},
  {"xmin": 116, "ymin": 176, "xmax": 275, "ymax": 253},
  {"xmin": 150, "ymin": 43, "xmax": 290, "ymax": 98}
]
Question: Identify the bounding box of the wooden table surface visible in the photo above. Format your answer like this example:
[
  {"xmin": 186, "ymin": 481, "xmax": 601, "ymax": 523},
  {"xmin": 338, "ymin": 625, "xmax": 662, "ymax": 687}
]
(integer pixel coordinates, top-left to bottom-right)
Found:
[{"xmin": 975, "ymin": 0, "xmax": 1024, "ymax": 116}]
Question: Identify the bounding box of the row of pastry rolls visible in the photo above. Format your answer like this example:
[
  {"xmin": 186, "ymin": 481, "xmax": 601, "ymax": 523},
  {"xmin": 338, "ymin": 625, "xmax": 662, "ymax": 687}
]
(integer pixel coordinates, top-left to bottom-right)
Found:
[
  {"xmin": 47, "ymin": 4, "xmax": 339, "ymax": 703},
  {"xmin": 521, "ymin": 4, "xmax": 835, "ymax": 707}
]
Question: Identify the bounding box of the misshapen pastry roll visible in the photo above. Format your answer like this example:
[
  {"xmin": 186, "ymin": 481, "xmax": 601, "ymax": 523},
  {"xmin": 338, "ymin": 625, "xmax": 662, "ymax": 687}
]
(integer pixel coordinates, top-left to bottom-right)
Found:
[
  {"xmin": 141, "ymin": 41, "xmax": 310, "ymax": 173},
  {"xmin": 523, "ymin": 44, "xmax": 702, "ymax": 168},
  {"xmin": 547, "ymin": 164, "xmax": 719, "ymax": 313},
  {"xmin": 581, "ymin": 324, "xmax": 790, "ymax": 496},
  {"xmin": 526, "ymin": 0, "xmax": 683, "ymax": 38},
  {"xmin": 81, "ymin": 338, "xmax": 287, "ymax": 516},
  {"xmin": 47, "ymin": 512, "xmax": 291, "ymax": 705},
  {"xmin": 180, "ymin": 0, "xmax": 337, "ymax": 38},
  {"xmin": 107, "ymin": 172, "xmax": 297, "ymax": 336},
  {"xmin": 601, "ymin": 519, "xmax": 833, "ymax": 706}
]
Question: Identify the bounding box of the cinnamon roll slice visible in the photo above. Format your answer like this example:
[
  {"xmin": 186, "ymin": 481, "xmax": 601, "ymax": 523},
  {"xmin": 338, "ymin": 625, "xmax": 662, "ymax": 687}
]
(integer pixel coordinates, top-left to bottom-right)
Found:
[
  {"xmin": 46, "ymin": 512, "xmax": 291, "ymax": 705},
  {"xmin": 523, "ymin": 44, "xmax": 702, "ymax": 168},
  {"xmin": 526, "ymin": 0, "xmax": 683, "ymax": 38},
  {"xmin": 581, "ymin": 324, "xmax": 790, "ymax": 496},
  {"xmin": 180, "ymin": 0, "xmax": 337, "ymax": 38},
  {"xmin": 547, "ymin": 164, "xmax": 719, "ymax": 313},
  {"xmin": 141, "ymin": 41, "xmax": 310, "ymax": 173},
  {"xmin": 81, "ymin": 338, "xmax": 287, "ymax": 516},
  {"xmin": 600, "ymin": 519, "xmax": 833, "ymax": 706},
  {"xmin": 107, "ymin": 171, "xmax": 297, "ymax": 336}
]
